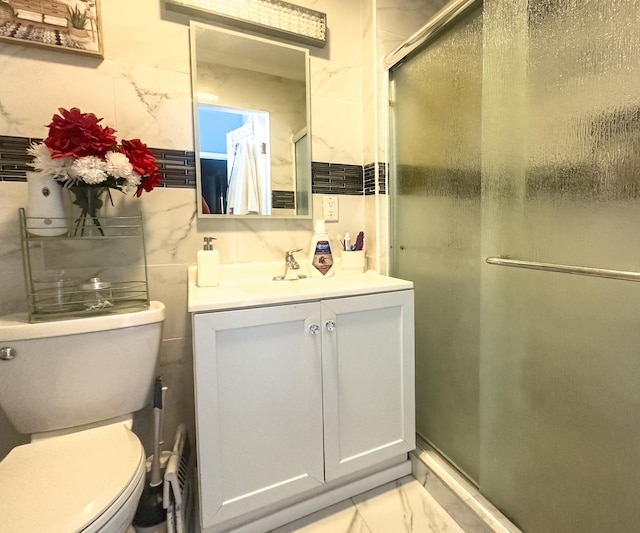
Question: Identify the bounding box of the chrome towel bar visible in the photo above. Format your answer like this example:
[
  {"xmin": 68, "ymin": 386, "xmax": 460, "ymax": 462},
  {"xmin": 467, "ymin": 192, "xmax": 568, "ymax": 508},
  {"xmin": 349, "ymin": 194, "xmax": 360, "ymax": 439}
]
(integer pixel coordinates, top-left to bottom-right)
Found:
[{"xmin": 485, "ymin": 257, "xmax": 640, "ymax": 283}]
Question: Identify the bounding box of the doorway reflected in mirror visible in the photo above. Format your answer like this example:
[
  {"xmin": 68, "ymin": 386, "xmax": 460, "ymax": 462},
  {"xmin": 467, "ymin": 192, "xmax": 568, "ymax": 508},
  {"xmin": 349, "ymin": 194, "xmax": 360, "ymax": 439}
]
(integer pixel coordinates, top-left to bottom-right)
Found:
[{"xmin": 199, "ymin": 105, "xmax": 270, "ymax": 215}]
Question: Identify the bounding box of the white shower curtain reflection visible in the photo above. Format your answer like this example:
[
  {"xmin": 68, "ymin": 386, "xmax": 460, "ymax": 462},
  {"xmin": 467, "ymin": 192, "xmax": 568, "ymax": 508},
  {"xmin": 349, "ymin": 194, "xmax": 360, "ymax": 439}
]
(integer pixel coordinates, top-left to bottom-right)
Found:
[{"xmin": 226, "ymin": 118, "xmax": 265, "ymax": 215}]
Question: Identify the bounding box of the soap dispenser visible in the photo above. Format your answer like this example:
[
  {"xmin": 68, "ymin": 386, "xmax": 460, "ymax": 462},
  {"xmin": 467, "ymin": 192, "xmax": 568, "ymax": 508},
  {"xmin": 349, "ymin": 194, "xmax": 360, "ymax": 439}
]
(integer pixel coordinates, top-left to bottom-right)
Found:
[{"xmin": 197, "ymin": 237, "xmax": 220, "ymax": 287}]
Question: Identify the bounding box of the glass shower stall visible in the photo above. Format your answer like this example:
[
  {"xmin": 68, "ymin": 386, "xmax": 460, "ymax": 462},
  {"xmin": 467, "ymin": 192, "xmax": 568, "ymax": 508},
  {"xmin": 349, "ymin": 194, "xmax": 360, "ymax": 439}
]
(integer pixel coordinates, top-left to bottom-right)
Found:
[{"xmin": 389, "ymin": 1, "xmax": 640, "ymax": 531}]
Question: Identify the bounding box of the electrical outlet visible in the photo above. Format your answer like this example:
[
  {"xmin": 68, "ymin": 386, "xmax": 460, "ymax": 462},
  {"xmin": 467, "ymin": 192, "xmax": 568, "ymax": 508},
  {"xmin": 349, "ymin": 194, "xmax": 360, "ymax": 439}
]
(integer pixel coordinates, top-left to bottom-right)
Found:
[{"xmin": 323, "ymin": 195, "xmax": 339, "ymax": 221}]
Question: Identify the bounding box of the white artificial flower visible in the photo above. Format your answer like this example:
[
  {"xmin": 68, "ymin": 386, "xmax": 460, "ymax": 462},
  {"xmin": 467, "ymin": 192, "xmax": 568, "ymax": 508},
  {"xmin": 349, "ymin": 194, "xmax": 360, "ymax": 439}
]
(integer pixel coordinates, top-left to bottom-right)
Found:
[
  {"xmin": 70, "ymin": 156, "xmax": 108, "ymax": 185},
  {"xmin": 105, "ymin": 151, "xmax": 134, "ymax": 179},
  {"xmin": 122, "ymin": 171, "xmax": 142, "ymax": 194},
  {"xmin": 27, "ymin": 142, "xmax": 73, "ymax": 180}
]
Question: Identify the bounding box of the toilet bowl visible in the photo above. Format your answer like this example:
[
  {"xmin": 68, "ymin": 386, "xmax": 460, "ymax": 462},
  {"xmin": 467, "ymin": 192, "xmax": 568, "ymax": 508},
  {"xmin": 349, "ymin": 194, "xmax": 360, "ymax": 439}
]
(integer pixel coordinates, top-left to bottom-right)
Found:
[
  {"xmin": 1, "ymin": 423, "xmax": 145, "ymax": 532},
  {"xmin": 0, "ymin": 302, "xmax": 165, "ymax": 533}
]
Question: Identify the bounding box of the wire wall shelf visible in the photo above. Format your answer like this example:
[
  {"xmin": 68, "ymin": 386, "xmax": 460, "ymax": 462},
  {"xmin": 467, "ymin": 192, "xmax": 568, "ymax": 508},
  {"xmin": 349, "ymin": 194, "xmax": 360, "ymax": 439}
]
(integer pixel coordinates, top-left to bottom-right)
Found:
[{"xmin": 19, "ymin": 208, "xmax": 150, "ymax": 322}]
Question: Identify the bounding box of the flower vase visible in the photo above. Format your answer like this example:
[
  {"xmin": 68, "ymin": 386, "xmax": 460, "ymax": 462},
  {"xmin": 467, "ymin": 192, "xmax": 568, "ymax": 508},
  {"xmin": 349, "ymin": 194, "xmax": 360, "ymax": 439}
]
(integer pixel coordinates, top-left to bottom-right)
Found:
[{"xmin": 69, "ymin": 186, "xmax": 109, "ymax": 236}]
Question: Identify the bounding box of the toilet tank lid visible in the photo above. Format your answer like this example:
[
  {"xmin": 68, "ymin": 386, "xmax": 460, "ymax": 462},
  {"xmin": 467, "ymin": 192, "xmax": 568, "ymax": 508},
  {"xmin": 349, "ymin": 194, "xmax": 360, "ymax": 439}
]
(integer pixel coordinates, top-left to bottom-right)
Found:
[
  {"xmin": 0, "ymin": 300, "xmax": 165, "ymax": 342},
  {"xmin": 0, "ymin": 423, "xmax": 145, "ymax": 532}
]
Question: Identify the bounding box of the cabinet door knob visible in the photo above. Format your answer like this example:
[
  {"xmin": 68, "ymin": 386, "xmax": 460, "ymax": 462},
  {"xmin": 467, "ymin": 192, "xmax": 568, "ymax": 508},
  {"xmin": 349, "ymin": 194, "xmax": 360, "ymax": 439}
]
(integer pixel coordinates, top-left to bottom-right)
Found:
[
  {"xmin": 325, "ymin": 320, "xmax": 336, "ymax": 332},
  {"xmin": 309, "ymin": 323, "xmax": 320, "ymax": 335},
  {"xmin": 0, "ymin": 347, "xmax": 16, "ymax": 360}
]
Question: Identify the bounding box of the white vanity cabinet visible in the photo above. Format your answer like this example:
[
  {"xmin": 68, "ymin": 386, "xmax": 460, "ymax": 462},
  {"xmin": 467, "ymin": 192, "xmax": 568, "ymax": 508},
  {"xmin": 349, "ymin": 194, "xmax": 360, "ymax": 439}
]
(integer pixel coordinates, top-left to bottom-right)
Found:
[
  {"xmin": 320, "ymin": 291, "xmax": 415, "ymax": 481},
  {"xmin": 191, "ymin": 274, "xmax": 414, "ymax": 532},
  {"xmin": 193, "ymin": 302, "xmax": 325, "ymax": 528}
]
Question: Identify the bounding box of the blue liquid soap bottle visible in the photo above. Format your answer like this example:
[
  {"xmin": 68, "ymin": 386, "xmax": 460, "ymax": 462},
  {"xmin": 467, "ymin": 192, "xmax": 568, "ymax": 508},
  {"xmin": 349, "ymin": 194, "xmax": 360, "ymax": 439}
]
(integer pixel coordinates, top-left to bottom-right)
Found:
[{"xmin": 308, "ymin": 220, "xmax": 335, "ymax": 277}]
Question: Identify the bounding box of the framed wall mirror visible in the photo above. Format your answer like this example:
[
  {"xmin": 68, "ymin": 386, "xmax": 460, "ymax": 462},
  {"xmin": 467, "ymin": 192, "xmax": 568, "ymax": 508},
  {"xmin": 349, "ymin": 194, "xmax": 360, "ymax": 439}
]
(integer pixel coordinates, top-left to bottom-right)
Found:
[{"xmin": 190, "ymin": 21, "xmax": 312, "ymax": 218}]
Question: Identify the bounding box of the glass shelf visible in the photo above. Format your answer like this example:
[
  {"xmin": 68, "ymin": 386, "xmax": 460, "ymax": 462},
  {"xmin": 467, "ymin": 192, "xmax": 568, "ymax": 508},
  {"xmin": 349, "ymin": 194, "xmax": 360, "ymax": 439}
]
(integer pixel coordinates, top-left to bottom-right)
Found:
[
  {"xmin": 19, "ymin": 208, "xmax": 150, "ymax": 322},
  {"xmin": 22, "ymin": 215, "xmax": 145, "ymax": 240}
]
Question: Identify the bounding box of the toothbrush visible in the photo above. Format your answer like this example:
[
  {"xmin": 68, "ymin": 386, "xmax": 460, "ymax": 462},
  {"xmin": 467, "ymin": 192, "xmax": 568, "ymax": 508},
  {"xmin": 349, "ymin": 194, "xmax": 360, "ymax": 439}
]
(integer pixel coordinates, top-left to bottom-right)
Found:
[{"xmin": 344, "ymin": 232, "xmax": 351, "ymax": 251}]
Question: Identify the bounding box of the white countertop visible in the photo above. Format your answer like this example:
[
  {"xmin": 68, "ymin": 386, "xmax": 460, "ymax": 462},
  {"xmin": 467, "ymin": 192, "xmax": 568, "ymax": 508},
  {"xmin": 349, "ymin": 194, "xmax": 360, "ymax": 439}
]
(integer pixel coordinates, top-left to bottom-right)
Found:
[{"xmin": 187, "ymin": 264, "xmax": 413, "ymax": 313}]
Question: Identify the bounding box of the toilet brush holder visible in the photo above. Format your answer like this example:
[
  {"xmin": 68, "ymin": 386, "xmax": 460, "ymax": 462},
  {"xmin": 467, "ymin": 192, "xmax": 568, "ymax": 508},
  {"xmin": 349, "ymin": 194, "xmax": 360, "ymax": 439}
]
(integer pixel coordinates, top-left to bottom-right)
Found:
[{"xmin": 133, "ymin": 377, "xmax": 166, "ymax": 532}]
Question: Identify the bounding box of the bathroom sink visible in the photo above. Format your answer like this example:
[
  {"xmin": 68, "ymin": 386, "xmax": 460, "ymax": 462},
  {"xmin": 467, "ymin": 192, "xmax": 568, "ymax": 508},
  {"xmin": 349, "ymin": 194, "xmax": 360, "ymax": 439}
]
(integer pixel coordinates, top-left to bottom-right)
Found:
[
  {"xmin": 244, "ymin": 276, "xmax": 354, "ymax": 296},
  {"xmin": 187, "ymin": 265, "xmax": 413, "ymax": 312}
]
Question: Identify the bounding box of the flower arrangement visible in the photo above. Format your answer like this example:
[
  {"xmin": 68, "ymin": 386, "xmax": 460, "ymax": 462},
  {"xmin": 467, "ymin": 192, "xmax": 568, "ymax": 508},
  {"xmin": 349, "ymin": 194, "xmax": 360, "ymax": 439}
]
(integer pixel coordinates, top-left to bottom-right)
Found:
[
  {"xmin": 28, "ymin": 107, "xmax": 161, "ymax": 234},
  {"xmin": 29, "ymin": 107, "xmax": 161, "ymax": 196}
]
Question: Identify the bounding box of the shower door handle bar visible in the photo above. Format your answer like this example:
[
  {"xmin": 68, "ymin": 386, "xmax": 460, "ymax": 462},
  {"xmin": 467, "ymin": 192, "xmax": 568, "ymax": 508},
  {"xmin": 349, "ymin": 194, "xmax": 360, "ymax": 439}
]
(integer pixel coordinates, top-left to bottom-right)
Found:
[{"xmin": 485, "ymin": 257, "xmax": 640, "ymax": 283}]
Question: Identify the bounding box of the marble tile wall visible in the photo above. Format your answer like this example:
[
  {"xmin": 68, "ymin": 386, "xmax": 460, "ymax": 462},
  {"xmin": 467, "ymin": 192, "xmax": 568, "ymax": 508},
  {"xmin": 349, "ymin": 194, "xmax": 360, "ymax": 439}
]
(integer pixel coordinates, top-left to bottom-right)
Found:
[{"xmin": 0, "ymin": 0, "xmax": 367, "ymax": 459}]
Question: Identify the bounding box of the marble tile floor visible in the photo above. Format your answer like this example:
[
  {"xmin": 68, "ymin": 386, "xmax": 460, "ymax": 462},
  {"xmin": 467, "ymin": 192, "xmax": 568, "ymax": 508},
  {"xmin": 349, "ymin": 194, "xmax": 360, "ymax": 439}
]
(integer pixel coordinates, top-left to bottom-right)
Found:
[
  {"xmin": 270, "ymin": 474, "xmax": 495, "ymax": 533},
  {"xmin": 271, "ymin": 441, "xmax": 522, "ymax": 533}
]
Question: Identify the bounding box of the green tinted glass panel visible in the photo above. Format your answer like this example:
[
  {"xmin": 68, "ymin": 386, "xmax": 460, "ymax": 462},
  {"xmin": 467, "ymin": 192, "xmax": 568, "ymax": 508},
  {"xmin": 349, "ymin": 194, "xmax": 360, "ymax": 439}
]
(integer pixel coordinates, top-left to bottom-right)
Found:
[
  {"xmin": 390, "ymin": 5, "xmax": 483, "ymax": 481},
  {"xmin": 391, "ymin": 0, "xmax": 640, "ymax": 530}
]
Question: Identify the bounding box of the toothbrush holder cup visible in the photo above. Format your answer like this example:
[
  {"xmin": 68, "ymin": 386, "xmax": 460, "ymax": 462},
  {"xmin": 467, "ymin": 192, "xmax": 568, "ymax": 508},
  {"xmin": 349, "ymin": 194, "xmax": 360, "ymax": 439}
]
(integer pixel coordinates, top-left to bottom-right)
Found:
[{"xmin": 341, "ymin": 250, "xmax": 366, "ymax": 273}]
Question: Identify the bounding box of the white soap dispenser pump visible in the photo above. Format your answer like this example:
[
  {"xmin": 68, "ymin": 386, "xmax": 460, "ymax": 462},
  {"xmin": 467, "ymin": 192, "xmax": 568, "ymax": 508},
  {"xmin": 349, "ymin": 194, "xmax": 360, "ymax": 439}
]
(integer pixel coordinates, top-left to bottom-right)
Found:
[{"xmin": 197, "ymin": 236, "xmax": 220, "ymax": 287}]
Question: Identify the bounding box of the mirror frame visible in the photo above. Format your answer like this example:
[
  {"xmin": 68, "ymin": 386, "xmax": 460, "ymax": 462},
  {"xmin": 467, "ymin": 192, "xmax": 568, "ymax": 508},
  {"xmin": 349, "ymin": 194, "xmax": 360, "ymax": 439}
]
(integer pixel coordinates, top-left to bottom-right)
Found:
[{"xmin": 190, "ymin": 21, "xmax": 313, "ymax": 219}]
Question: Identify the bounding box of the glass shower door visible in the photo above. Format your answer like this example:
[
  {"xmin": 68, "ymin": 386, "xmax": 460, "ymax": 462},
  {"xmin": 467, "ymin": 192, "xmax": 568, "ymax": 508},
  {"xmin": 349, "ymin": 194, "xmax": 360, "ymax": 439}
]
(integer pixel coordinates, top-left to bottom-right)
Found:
[
  {"xmin": 391, "ymin": 0, "xmax": 640, "ymax": 530},
  {"xmin": 480, "ymin": 0, "xmax": 640, "ymax": 531},
  {"xmin": 390, "ymin": 4, "xmax": 483, "ymax": 482}
]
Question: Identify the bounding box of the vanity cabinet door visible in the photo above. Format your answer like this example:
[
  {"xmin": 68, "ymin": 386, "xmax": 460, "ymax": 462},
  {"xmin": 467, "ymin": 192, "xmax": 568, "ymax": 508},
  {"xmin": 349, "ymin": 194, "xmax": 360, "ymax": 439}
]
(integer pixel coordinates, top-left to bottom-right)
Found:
[
  {"xmin": 321, "ymin": 290, "xmax": 415, "ymax": 481},
  {"xmin": 193, "ymin": 303, "xmax": 325, "ymax": 529}
]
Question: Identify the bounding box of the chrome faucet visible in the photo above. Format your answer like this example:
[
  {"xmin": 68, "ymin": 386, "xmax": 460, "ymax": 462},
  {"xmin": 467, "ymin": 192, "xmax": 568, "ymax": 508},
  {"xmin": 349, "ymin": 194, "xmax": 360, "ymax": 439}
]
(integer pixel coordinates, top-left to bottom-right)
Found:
[{"xmin": 273, "ymin": 249, "xmax": 307, "ymax": 281}]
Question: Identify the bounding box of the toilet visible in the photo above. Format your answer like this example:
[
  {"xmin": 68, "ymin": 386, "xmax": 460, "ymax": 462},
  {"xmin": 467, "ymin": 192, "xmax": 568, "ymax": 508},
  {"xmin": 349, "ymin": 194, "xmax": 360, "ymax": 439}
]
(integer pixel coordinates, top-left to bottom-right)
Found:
[{"xmin": 0, "ymin": 301, "xmax": 165, "ymax": 533}]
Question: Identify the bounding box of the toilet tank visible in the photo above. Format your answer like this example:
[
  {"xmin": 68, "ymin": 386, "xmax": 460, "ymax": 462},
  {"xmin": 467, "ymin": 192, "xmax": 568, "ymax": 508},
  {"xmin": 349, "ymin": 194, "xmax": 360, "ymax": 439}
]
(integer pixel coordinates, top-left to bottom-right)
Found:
[{"xmin": 0, "ymin": 301, "xmax": 165, "ymax": 434}]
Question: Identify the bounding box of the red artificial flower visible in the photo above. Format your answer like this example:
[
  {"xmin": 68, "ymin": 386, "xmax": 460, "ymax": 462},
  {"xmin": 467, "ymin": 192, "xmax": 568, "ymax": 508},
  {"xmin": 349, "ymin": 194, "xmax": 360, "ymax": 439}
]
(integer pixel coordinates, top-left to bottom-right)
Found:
[
  {"xmin": 120, "ymin": 138, "xmax": 162, "ymax": 196},
  {"xmin": 44, "ymin": 107, "xmax": 117, "ymax": 159},
  {"xmin": 136, "ymin": 171, "xmax": 163, "ymax": 197}
]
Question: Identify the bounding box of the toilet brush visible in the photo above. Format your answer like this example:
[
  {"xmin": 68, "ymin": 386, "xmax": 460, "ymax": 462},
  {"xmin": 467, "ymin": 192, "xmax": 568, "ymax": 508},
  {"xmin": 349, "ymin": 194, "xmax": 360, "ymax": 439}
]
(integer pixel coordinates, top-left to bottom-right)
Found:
[{"xmin": 133, "ymin": 376, "xmax": 166, "ymax": 530}]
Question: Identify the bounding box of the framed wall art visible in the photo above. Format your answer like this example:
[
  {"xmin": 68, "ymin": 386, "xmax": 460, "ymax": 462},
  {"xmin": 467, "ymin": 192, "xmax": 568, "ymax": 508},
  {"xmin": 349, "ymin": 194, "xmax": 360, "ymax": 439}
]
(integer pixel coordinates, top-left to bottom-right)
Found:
[{"xmin": 0, "ymin": 0, "xmax": 103, "ymax": 57}]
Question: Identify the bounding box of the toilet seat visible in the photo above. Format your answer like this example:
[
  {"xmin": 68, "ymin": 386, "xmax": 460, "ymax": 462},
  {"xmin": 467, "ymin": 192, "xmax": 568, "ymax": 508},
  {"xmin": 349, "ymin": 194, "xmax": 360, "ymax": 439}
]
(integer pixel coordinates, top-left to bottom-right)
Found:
[{"xmin": 0, "ymin": 423, "xmax": 146, "ymax": 533}]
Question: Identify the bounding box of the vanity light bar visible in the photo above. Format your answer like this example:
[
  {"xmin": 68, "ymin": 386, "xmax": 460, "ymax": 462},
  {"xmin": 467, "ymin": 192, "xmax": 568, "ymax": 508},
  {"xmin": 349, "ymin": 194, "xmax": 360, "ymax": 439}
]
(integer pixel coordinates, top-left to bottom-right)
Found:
[{"xmin": 165, "ymin": 0, "xmax": 327, "ymax": 48}]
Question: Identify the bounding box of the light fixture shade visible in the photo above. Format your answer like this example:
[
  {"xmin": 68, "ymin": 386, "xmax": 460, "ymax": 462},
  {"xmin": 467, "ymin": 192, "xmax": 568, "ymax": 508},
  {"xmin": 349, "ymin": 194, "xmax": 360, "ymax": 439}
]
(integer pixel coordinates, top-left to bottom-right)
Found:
[{"xmin": 165, "ymin": 0, "xmax": 327, "ymax": 48}]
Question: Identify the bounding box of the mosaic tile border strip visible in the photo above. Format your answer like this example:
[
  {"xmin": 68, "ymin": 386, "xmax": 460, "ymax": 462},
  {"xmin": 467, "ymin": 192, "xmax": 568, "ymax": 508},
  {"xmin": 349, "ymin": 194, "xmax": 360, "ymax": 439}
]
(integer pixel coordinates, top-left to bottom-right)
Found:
[
  {"xmin": 364, "ymin": 162, "xmax": 387, "ymax": 195},
  {"xmin": 0, "ymin": 135, "xmax": 34, "ymax": 181},
  {"xmin": 311, "ymin": 162, "xmax": 364, "ymax": 195},
  {"xmin": 0, "ymin": 135, "xmax": 197, "ymax": 188},
  {"xmin": 272, "ymin": 190, "xmax": 295, "ymax": 209},
  {"xmin": 364, "ymin": 163, "xmax": 376, "ymax": 195},
  {"xmin": 378, "ymin": 162, "xmax": 387, "ymax": 195},
  {"xmin": 1, "ymin": 135, "xmax": 388, "ymax": 196}
]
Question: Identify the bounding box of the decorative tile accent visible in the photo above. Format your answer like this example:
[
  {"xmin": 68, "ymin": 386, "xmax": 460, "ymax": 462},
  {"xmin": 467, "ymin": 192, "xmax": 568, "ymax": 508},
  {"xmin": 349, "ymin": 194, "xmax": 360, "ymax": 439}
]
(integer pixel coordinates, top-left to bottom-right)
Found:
[
  {"xmin": 1, "ymin": 135, "xmax": 390, "ymax": 197},
  {"xmin": 272, "ymin": 190, "xmax": 295, "ymax": 209},
  {"xmin": 0, "ymin": 135, "xmax": 39, "ymax": 181},
  {"xmin": 0, "ymin": 134, "xmax": 196, "ymax": 188},
  {"xmin": 364, "ymin": 162, "xmax": 376, "ymax": 195},
  {"xmin": 378, "ymin": 162, "xmax": 387, "ymax": 195},
  {"xmin": 311, "ymin": 162, "xmax": 364, "ymax": 195},
  {"xmin": 364, "ymin": 162, "xmax": 387, "ymax": 195},
  {"xmin": 151, "ymin": 148, "xmax": 196, "ymax": 189}
]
